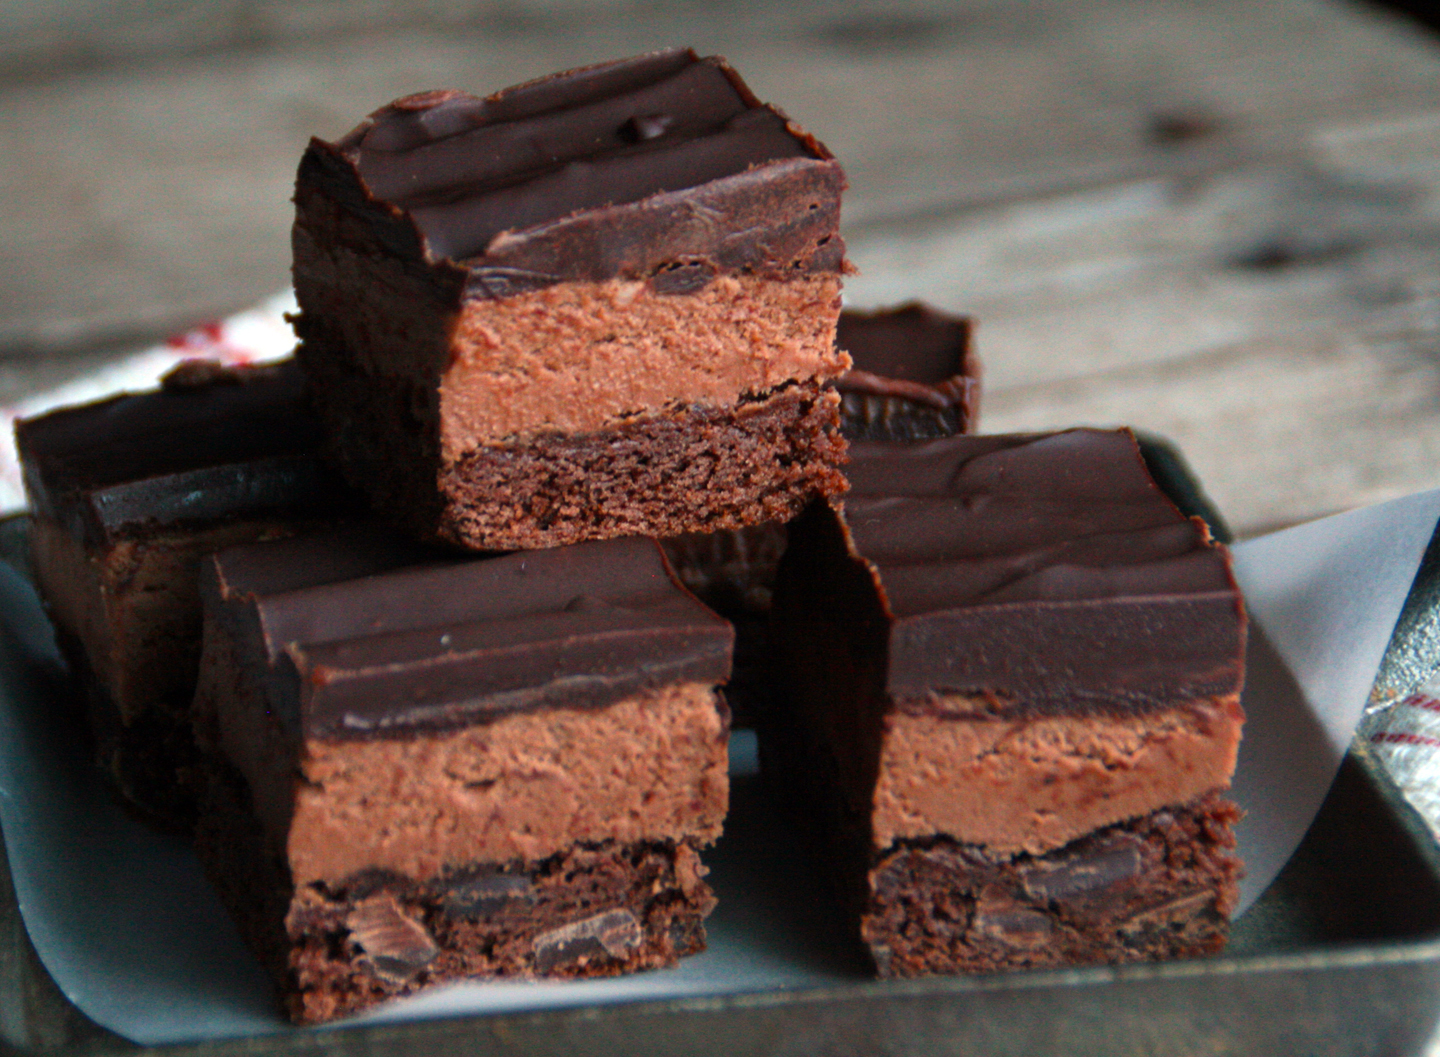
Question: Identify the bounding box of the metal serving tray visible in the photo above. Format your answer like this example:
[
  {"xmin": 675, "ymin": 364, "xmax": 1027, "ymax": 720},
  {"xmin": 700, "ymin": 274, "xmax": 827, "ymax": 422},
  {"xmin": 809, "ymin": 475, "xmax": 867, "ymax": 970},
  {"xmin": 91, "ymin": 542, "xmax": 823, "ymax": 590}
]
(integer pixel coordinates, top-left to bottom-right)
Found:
[{"xmin": 4, "ymin": 441, "xmax": 1440, "ymax": 1057}]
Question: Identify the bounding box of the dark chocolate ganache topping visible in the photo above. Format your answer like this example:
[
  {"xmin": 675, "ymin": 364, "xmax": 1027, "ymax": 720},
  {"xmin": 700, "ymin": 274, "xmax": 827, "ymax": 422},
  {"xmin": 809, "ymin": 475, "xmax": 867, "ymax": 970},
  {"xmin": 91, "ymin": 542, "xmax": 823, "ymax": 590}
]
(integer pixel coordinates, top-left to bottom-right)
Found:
[
  {"xmin": 333, "ymin": 49, "xmax": 826, "ymax": 262},
  {"xmin": 298, "ymin": 49, "xmax": 846, "ymax": 290},
  {"xmin": 841, "ymin": 430, "xmax": 1246, "ymax": 707},
  {"xmin": 15, "ymin": 360, "xmax": 351, "ymax": 547},
  {"xmin": 213, "ymin": 534, "xmax": 732, "ymax": 738}
]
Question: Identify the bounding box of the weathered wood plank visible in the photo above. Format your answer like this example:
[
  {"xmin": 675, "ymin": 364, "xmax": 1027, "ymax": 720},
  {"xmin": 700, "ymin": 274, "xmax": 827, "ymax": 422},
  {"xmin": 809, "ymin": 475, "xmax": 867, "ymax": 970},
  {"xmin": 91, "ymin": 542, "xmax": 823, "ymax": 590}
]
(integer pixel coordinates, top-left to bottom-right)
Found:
[
  {"xmin": 2, "ymin": 0, "xmax": 1439, "ymax": 534},
  {"xmin": 843, "ymin": 105, "xmax": 1440, "ymax": 534},
  {"xmin": 4, "ymin": 0, "xmax": 1440, "ymax": 359}
]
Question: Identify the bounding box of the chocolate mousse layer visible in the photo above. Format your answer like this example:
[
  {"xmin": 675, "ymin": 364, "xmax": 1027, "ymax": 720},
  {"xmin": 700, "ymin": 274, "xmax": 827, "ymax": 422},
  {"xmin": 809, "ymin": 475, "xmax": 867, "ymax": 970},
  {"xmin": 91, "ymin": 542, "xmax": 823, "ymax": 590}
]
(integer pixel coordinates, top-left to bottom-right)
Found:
[
  {"xmin": 768, "ymin": 429, "xmax": 1246, "ymax": 976},
  {"xmin": 872, "ymin": 696, "xmax": 1242, "ymax": 854},
  {"xmin": 14, "ymin": 359, "xmax": 356, "ymax": 831},
  {"xmin": 192, "ymin": 532, "xmax": 731, "ymax": 1021},
  {"xmin": 291, "ymin": 48, "xmax": 850, "ymax": 550}
]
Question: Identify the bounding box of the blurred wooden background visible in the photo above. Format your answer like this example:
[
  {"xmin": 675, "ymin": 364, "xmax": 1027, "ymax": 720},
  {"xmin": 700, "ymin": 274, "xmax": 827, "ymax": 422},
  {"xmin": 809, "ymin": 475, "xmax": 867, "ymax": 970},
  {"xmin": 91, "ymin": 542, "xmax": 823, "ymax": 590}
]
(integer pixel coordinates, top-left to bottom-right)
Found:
[{"xmin": 3, "ymin": 0, "xmax": 1439, "ymax": 538}]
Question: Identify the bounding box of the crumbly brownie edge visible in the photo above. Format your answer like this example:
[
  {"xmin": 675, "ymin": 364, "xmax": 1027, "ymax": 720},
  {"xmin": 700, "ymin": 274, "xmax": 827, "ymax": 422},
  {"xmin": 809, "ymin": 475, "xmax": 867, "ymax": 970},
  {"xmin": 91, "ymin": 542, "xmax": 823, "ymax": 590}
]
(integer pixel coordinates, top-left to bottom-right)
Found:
[
  {"xmin": 297, "ymin": 338, "xmax": 848, "ymax": 550},
  {"xmin": 863, "ymin": 793, "xmax": 1244, "ymax": 978},
  {"xmin": 195, "ymin": 752, "xmax": 717, "ymax": 1025}
]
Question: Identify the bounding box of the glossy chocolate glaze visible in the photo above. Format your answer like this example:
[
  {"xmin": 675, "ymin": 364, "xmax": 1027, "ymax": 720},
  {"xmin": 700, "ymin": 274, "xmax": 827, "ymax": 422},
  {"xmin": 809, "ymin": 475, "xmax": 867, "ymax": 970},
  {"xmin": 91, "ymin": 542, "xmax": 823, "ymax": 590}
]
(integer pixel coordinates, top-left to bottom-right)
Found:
[
  {"xmin": 297, "ymin": 48, "xmax": 846, "ymax": 297},
  {"xmin": 209, "ymin": 520, "xmax": 445, "ymax": 601},
  {"xmin": 15, "ymin": 360, "xmax": 350, "ymax": 548},
  {"xmin": 836, "ymin": 303, "xmax": 979, "ymax": 424},
  {"xmin": 805, "ymin": 429, "xmax": 1246, "ymax": 713},
  {"xmin": 208, "ymin": 534, "xmax": 733, "ymax": 739}
]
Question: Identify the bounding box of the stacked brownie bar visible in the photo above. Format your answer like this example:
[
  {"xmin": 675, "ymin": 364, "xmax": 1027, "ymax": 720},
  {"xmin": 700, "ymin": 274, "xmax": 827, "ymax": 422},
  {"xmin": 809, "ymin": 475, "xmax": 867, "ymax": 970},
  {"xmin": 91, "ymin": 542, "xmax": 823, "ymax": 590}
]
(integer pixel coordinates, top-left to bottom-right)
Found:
[
  {"xmin": 768, "ymin": 429, "xmax": 1246, "ymax": 975},
  {"xmin": 291, "ymin": 47, "xmax": 850, "ymax": 550},
  {"xmin": 13, "ymin": 360, "xmax": 356, "ymax": 831}
]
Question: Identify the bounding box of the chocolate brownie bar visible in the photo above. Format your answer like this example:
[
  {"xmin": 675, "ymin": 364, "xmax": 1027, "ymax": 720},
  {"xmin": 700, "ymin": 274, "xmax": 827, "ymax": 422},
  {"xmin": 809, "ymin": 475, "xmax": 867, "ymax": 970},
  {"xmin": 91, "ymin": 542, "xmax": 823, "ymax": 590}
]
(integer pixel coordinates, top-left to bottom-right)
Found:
[
  {"xmin": 13, "ymin": 359, "xmax": 355, "ymax": 831},
  {"xmin": 291, "ymin": 48, "xmax": 850, "ymax": 550},
  {"xmin": 836, "ymin": 302, "xmax": 979, "ymax": 441},
  {"xmin": 191, "ymin": 532, "xmax": 731, "ymax": 1023},
  {"xmin": 768, "ymin": 429, "xmax": 1246, "ymax": 976}
]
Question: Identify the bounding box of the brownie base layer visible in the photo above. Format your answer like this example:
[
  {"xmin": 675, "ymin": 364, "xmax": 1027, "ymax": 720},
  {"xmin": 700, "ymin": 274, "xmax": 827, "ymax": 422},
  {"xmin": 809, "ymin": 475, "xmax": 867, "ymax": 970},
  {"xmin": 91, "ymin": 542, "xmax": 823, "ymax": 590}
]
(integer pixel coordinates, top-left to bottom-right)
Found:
[
  {"xmin": 196, "ymin": 757, "xmax": 717, "ymax": 1025},
  {"xmin": 863, "ymin": 794, "xmax": 1243, "ymax": 978},
  {"xmin": 300, "ymin": 332, "xmax": 848, "ymax": 549},
  {"xmin": 438, "ymin": 382, "xmax": 845, "ymax": 549}
]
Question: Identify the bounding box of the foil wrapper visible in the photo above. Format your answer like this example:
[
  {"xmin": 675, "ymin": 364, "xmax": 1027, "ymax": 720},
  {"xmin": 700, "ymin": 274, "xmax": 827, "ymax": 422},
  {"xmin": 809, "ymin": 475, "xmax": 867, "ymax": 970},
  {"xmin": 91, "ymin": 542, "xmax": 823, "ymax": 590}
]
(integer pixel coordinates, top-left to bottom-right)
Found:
[
  {"xmin": 1366, "ymin": 680, "xmax": 1440, "ymax": 841},
  {"xmin": 1362, "ymin": 518, "xmax": 1440, "ymax": 841}
]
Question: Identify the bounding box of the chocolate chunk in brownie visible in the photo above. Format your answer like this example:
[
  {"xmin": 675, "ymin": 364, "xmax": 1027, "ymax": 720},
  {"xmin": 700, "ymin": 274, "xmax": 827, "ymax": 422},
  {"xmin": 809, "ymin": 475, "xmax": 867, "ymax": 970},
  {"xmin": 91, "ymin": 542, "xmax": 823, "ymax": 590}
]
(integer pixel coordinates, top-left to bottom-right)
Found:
[
  {"xmin": 191, "ymin": 532, "xmax": 731, "ymax": 1022},
  {"xmin": 767, "ymin": 429, "xmax": 1246, "ymax": 974},
  {"xmin": 865, "ymin": 796, "xmax": 1242, "ymax": 977},
  {"xmin": 13, "ymin": 359, "xmax": 357, "ymax": 831},
  {"xmin": 291, "ymin": 48, "xmax": 851, "ymax": 550}
]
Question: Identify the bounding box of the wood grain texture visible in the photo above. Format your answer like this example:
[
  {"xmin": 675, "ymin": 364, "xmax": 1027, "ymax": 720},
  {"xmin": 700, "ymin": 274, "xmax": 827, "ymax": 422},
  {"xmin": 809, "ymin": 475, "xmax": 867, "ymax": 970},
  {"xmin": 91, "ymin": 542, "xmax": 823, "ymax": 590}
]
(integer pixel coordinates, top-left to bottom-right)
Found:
[{"xmin": 2, "ymin": 0, "xmax": 1439, "ymax": 535}]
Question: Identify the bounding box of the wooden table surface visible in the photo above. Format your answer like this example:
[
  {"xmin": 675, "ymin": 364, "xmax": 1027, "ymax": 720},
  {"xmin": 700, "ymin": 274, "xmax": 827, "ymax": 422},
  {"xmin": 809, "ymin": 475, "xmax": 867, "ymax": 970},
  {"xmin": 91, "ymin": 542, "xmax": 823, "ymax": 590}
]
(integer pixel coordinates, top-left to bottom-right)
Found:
[{"xmin": 5, "ymin": 0, "xmax": 1440, "ymax": 540}]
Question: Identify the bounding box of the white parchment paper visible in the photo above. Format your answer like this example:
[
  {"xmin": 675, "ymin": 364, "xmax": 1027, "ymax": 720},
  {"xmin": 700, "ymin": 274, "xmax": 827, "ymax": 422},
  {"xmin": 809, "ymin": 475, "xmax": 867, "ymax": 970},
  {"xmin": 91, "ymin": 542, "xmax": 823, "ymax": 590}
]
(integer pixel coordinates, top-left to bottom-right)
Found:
[
  {"xmin": 2, "ymin": 488, "xmax": 1438, "ymax": 1045},
  {"xmin": 0, "ymin": 291, "xmax": 297, "ymax": 515}
]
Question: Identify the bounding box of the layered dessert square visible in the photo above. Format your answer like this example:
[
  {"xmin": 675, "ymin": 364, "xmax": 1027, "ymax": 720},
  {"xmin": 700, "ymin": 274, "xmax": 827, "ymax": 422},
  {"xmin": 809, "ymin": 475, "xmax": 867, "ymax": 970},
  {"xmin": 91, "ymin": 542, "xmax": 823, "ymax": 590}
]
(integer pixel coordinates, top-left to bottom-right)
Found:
[
  {"xmin": 836, "ymin": 302, "xmax": 980, "ymax": 441},
  {"xmin": 191, "ymin": 531, "xmax": 731, "ymax": 1023},
  {"xmin": 769, "ymin": 429, "xmax": 1246, "ymax": 975},
  {"xmin": 13, "ymin": 359, "xmax": 354, "ymax": 830},
  {"xmin": 291, "ymin": 48, "xmax": 851, "ymax": 550}
]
